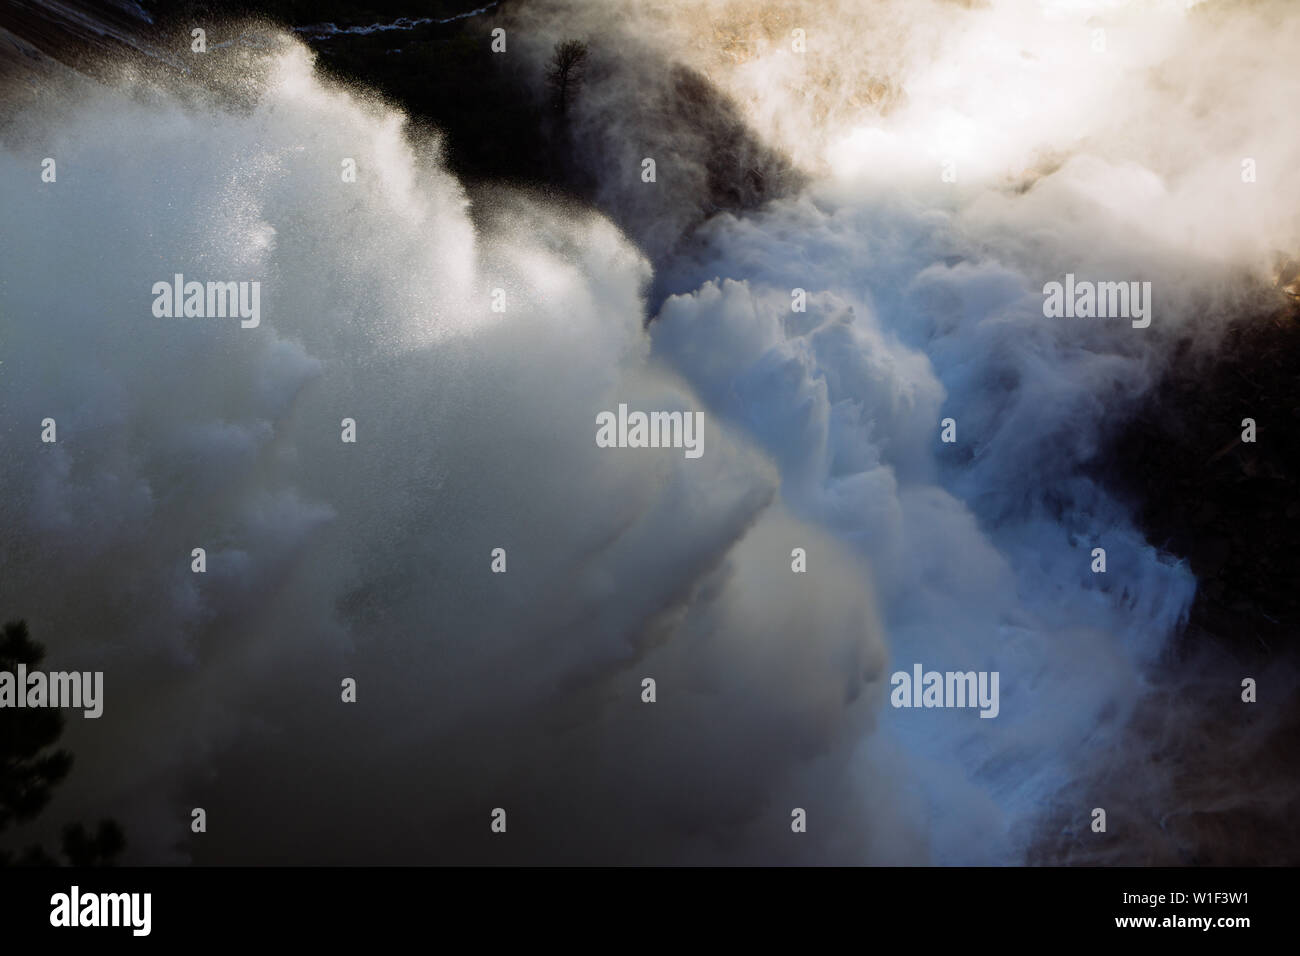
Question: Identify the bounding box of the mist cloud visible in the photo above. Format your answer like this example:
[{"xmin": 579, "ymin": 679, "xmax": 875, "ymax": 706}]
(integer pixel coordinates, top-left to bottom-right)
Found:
[{"xmin": 2, "ymin": 0, "xmax": 1297, "ymax": 863}]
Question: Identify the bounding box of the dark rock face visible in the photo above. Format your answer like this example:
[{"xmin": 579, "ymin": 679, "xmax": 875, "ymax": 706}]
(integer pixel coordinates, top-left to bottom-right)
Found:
[
  {"xmin": 1109, "ymin": 295, "xmax": 1300, "ymax": 651},
  {"xmin": 1037, "ymin": 290, "xmax": 1300, "ymax": 866}
]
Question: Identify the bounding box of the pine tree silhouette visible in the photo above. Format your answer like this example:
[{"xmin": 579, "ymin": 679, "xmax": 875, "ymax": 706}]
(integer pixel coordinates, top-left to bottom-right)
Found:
[{"xmin": 0, "ymin": 619, "xmax": 124, "ymax": 866}]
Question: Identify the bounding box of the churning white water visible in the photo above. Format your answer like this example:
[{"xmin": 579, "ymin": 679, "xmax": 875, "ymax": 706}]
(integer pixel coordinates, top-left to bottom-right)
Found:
[{"xmin": 1, "ymin": 0, "xmax": 1297, "ymax": 863}]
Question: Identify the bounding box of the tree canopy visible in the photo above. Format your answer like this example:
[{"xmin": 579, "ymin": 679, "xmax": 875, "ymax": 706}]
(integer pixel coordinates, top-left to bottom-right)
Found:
[{"xmin": 0, "ymin": 620, "xmax": 123, "ymax": 866}]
